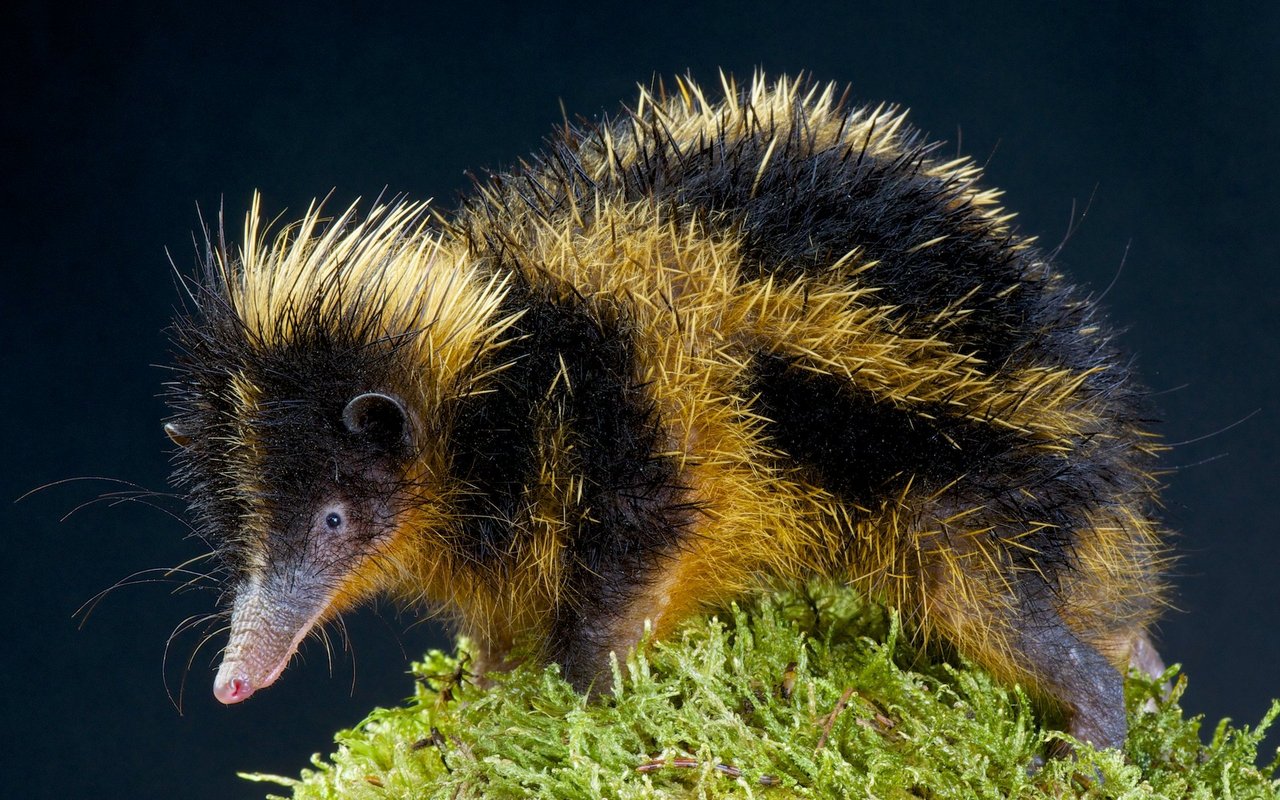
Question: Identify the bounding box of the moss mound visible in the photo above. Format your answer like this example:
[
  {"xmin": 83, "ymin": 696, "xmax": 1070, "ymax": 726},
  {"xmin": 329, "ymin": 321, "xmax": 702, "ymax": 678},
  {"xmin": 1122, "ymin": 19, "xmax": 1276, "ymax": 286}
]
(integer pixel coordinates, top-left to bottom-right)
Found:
[{"xmin": 245, "ymin": 585, "xmax": 1279, "ymax": 798}]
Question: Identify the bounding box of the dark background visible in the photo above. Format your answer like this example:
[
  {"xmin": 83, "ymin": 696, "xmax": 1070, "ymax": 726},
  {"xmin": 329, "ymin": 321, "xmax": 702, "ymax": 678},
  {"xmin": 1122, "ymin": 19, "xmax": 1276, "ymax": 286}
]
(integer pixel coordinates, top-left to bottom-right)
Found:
[{"xmin": 4, "ymin": 3, "xmax": 1277, "ymax": 797}]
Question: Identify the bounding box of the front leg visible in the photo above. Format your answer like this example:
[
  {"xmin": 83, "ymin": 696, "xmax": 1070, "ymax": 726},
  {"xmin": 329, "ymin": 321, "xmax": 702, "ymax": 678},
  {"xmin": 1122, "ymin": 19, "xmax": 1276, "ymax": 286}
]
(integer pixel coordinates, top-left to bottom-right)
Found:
[{"xmin": 544, "ymin": 564, "xmax": 663, "ymax": 694}]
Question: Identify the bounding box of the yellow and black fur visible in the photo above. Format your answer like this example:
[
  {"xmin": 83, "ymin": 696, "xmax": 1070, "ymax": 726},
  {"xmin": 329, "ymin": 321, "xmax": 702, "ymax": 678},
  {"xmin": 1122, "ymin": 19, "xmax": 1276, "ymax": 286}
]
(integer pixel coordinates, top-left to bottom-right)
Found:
[{"xmin": 165, "ymin": 74, "xmax": 1167, "ymax": 749}]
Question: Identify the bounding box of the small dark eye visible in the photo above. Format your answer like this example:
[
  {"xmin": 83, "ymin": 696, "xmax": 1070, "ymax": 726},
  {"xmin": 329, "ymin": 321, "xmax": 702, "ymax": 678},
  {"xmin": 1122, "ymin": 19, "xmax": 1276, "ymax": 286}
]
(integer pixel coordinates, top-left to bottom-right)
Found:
[{"xmin": 325, "ymin": 512, "xmax": 343, "ymax": 530}]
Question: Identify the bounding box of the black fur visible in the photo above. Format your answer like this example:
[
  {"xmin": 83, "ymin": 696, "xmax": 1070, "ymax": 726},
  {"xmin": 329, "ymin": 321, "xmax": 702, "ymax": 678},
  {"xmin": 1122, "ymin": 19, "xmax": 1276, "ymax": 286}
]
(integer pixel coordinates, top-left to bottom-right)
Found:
[
  {"xmin": 474, "ymin": 89, "xmax": 1137, "ymax": 394},
  {"xmin": 748, "ymin": 352, "xmax": 1018, "ymax": 509},
  {"xmin": 458, "ymin": 84, "xmax": 1160, "ymax": 600},
  {"xmin": 446, "ymin": 284, "xmax": 695, "ymax": 680},
  {"xmin": 166, "ymin": 276, "xmax": 413, "ymax": 579}
]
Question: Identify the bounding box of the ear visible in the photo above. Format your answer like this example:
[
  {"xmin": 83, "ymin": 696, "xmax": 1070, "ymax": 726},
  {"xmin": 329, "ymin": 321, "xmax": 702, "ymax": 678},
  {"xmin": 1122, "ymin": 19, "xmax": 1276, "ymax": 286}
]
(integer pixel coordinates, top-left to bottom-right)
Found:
[
  {"xmin": 163, "ymin": 421, "xmax": 192, "ymax": 448},
  {"xmin": 342, "ymin": 392, "xmax": 412, "ymax": 448}
]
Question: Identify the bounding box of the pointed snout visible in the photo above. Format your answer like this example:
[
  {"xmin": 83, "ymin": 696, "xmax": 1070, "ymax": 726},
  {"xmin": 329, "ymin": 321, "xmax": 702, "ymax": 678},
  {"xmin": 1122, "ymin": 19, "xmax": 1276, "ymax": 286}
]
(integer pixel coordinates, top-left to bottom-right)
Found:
[{"xmin": 212, "ymin": 578, "xmax": 331, "ymax": 705}]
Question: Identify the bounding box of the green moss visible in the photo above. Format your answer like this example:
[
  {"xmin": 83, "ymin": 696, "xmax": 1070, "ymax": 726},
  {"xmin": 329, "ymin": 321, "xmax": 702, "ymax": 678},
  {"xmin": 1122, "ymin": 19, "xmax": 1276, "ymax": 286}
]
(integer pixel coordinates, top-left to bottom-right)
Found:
[{"xmin": 244, "ymin": 585, "xmax": 1279, "ymax": 798}]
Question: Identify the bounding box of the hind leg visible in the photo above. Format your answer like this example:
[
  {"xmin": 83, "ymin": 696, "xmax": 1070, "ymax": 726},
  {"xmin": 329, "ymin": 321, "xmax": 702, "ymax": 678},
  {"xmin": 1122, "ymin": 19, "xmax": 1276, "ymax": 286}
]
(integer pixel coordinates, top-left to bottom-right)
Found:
[
  {"xmin": 922, "ymin": 567, "xmax": 1128, "ymax": 750},
  {"xmin": 1008, "ymin": 599, "xmax": 1128, "ymax": 749},
  {"xmin": 1126, "ymin": 629, "xmax": 1166, "ymax": 680}
]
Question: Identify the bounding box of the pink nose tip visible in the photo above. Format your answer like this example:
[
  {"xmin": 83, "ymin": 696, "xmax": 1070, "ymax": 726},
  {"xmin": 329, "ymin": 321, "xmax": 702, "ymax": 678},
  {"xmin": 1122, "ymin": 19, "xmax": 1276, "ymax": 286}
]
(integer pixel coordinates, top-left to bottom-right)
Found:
[{"xmin": 213, "ymin": 674, "xmax": 254, "ymax": 705}]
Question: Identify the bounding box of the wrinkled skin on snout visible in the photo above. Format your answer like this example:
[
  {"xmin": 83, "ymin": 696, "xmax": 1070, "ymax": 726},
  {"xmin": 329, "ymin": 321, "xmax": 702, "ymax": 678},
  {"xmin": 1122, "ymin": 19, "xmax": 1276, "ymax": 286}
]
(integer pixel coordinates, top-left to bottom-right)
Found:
[{"xmin": 212, "ymin": 498, "xmax": 379, "ymax": 704}]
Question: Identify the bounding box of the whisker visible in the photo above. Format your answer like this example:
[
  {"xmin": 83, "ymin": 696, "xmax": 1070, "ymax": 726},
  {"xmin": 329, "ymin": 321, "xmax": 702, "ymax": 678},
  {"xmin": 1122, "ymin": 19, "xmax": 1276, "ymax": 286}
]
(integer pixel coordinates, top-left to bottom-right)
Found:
[
  {"xmin": 75, "ymin": 567, "xmax": 215, "ymax": 627},
  {"xmin": 164, "ymin": 550, "xmax": 220, "ymax": 576},
  {"xmin": 172, "ymin": 622, "xmax": 231, "ymax": 713},
  {"xmin": 315, "ymin": 623, "xmax": 336, "ymax": 677},
  {"xmin": 163, "ymin": 614, "xmax": 227, "ymax": 713},
  {"xmin": 57, "ymin": 490, "xmax": 191, "ymax": 529},
  {"xmin": 171, "ymin": 570, "xmax": 224, "ymax": 596},
  {"xmin": 15, "ymin": 475, "xmax": 170, "ymax": 504},
  {"xmin": 334, "ymin": 614, "xmax": 357, "ymax": 696}
]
